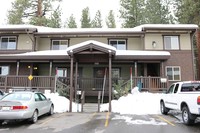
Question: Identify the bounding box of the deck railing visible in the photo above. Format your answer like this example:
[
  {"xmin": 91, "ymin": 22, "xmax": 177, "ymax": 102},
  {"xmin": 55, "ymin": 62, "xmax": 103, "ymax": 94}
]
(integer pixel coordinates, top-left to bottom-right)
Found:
[{"xmin": 0, "ymin": 76, "xmax": 168, "ymax": 93}]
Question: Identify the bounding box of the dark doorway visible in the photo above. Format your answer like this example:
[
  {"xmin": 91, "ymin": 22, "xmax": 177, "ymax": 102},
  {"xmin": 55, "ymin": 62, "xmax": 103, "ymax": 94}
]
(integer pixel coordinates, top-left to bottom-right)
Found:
[{"xmin": 147, "ymin": 63, "xmax": 160, "ymax": 76}]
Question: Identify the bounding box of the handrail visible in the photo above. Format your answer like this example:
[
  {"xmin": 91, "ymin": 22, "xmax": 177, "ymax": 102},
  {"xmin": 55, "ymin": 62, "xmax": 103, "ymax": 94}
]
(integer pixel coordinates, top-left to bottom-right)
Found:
[
  {"xmin": 98, "ymin": 91, "xmax": 101, "ymax": 112},
  {"xmin": 81, "ymin": 91, "xmax": 85, "ymax": 112}
]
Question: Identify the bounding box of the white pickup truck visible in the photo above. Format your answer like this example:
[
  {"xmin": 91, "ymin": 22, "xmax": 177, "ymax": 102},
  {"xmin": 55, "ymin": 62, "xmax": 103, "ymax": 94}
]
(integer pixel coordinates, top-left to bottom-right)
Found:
[{"xmin": 160, "ymin": 81, "xmax": 200, "ymax": 125}]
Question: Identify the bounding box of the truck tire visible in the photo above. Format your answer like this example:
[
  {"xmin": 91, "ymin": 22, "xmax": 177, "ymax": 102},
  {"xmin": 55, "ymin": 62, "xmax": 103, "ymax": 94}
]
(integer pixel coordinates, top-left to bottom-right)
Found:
[
  {"xmin": 160, "ymin": 101, "xmax": 169, "ymax": 115},
  {"xmin": 182, "ymin": 106, "xmax": 196, "ymax": 125}
]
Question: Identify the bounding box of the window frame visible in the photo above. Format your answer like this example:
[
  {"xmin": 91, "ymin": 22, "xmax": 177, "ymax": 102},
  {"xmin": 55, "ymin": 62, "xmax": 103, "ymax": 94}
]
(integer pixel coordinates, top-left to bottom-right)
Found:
[
  {"xmin": 51, "ymin": 39, "xmax": 69, "ymax": 50},
  {"xmin": 0, "ymin": 36, "xmax": 17, "ymax": 50},
  {"xmin": 165, "ymin": 66, "xmax": 181, "ymax": 81},
  {"xmin": 0, "ymin": 66, "xmax": 9, "ymax": 76},
  {"xmin": 163, "ymin": 35, "xmax": 180, "ymax": 50},
  {"xmin": 108, "ymin": 38, "xmax": 127, "ymax": 50}
]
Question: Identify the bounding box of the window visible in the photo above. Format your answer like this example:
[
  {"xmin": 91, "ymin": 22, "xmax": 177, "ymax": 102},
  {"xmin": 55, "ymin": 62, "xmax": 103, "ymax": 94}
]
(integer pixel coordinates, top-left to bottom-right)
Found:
[
  {"xmin": 57, "ymin": 68, "xmax": 68, "ymax": 77},
  {"xmin": 112, "ymin": 68, "xmax": 120, "ymax": 78},
  {"xmin": 167, "ymin": 84, "xmax": 175, "ymax": 94},
  {"xmin": 166, "ymin": 66, "xmax": 181, "ymax": 81},
  {"xmin": 109, "ymin": 39, "xmax": 127, "ymax": 50},
  {"xmin": 0, "ymin": 36, "xmax": 17, "ymax": 50},
  {"xmin": 164, "ymin": 36, "xmax": 179, "ymax": 50},
  {"xmin": 0, "ymin": 66, "xmax": 9, "ymax": 75},
  {"xmin": 52, "ymin": 40, "xmax": 69, "ymax": 50}
]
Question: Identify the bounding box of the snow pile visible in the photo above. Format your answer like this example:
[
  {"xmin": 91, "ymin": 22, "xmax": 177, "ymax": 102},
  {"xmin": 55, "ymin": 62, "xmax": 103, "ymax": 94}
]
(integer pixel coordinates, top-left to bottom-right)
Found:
[
  {"xmin": 100, "ymin": 92, "xmax": 161, "ymax": 115},
  {"xmin": 45, "ymin": 91, "xmax": 162, "ymax": 115},
  {"xmin": 44, "ymin": 93, "xmax": 81, "ymax": 113}
]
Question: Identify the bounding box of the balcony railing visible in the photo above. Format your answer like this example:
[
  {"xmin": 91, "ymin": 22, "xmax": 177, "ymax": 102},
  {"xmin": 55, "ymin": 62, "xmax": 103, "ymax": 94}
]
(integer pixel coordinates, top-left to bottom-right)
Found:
[{"xmin": 0, "ymin": 76, "xmax": 168, "ymax": 93}]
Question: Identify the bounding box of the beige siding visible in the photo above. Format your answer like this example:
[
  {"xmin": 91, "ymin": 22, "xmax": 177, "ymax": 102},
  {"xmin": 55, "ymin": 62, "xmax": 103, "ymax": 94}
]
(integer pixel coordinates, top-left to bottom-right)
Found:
[
  {"xmin": 144, "ymin": 34, "xmax": 163, "ymax": 50},
  {"xmin": 38, "ymin": 38, "xmax": 51, "ymax": 50},
  {"xmin": 70, "ymin": 38, "xmax": 107, "ymax": 46},
  {"xmin": 127, "ymin": 38, "xmax": 143, "ymax": 50},
  {"xmin": 18, "ymin": 34, "xmax": 33, "ymax": 50},
  {"xmin": 180, "ymin": 34, "xmax": 191, "ymax": 50}
]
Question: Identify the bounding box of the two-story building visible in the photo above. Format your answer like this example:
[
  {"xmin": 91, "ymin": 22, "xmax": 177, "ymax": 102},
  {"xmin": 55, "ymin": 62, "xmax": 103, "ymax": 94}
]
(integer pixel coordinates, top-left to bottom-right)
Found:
[{"xmin": 0, "ymin": 24, "xmax": 198, "ymax": 111}]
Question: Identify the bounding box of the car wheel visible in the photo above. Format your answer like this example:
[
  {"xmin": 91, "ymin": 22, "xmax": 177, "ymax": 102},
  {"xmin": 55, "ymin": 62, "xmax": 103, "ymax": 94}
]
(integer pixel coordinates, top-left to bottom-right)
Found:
[
  {"xmin": 30, "ymin": 110, "xmax": 38, "ymax": 124},
  {"xmin": 182, "ymin": 106, "xmax": 196, "ymax": 125},
  {"xmin": 160, "ymin": 101, "xmax": 169, "ymax": 115},
  {"xmin": 48, "ymin": 105, "xmax": 54, "ymax": 115}
]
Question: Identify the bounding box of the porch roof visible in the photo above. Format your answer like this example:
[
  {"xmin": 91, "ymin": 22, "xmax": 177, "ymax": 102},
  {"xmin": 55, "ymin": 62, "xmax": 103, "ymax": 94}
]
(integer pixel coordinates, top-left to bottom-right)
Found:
[
  {"xmin": 66, "ymin": 40, "xmax": 116, "ymax": 55},
  {"xmin": 115, "ymin": 50, "xmax": 170, "ymax": 60}
]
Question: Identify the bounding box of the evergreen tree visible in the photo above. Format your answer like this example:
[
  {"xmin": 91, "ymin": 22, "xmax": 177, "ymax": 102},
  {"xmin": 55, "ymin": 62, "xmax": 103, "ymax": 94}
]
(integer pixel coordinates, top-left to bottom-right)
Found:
[
  {"xmin": 119, "ymin": 0, "xmax": 146, "ymax": 28},
  {"xmin": 145, "ymin": 0, "xmax": 174, "ymax": 24},
  {"xmin": 7, "ymin": 0, "xmax": 62, "ymax": 26},
  {"xmin": 106, "ymin": 10, "xmax": 116, "ymax": 28},
  {"xmin": 91, "ymin": 10, "xmax": 103, "ymax": 28},
  {"xmin": 80, "ymin": 7, "xmax": 91, "ymax": 28},
  {"xmin": 175, "ymin": 0, "xmax": 200, "ymax": 24},
  {"xmin": 65, "ymin": 14, "xmax": 77, "ymax": 28},
  {"xmin": 47, "ymin": 6, "xmax": 62, "ymax": 28}
]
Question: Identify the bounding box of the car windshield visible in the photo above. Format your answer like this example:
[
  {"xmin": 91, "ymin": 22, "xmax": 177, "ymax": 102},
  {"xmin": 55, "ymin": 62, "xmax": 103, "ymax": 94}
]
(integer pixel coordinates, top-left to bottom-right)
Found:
[
  {"xmin": 181, "ymin": 82, "xmax": 200, "ymax": 92},
  {"xmin": 1, "ymin": 93, "xmax": 32, "ymax": 101}
]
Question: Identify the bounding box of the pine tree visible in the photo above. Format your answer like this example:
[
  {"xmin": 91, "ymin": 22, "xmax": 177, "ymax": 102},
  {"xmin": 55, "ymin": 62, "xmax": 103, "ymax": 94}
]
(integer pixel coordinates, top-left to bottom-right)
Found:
[
  {"xmin": 7, "ymin": 0, "xmax": 62, "ymax": 26},
  {"xmin": 145, "ymin": 0, "xmax": 174, "ymax": 24},
  {"xmin": 47, "ymin": 6, "xmax": 62, "ymax": 28},
  {"xmin": 65, "ymin": 14, "xmax": 77, "ymax": 28},
  {"xmin": 80, "ymin": 7, "xmax": 91, "ymax": 28},
  {"xmin": 91, "ymin": 10, "xmax": 102, "ymax": 28},
  {"xmin": 119, "ymin": 0, "xmax": 146, "ymax": 28},
  {"xmin": 106, "ymin": 10, "xmax": 116, "ymax": 28}
]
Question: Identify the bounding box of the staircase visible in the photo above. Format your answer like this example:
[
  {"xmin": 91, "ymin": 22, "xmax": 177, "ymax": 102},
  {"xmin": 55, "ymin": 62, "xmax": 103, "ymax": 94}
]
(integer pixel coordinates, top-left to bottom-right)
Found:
[{"xmin": 83, "ymin": 103, "xmax": 99, "ymax": 113}]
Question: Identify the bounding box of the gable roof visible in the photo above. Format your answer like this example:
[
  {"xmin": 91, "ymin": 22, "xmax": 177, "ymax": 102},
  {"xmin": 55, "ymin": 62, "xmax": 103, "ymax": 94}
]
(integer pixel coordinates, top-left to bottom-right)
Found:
[{"xmin": 66, "ymin": 40, "xmax": 116, "ymax": 55}]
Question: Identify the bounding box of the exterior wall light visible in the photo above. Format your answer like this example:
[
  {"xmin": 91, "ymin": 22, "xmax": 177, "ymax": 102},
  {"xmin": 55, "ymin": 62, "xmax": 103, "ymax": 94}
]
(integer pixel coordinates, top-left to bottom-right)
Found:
[{"xmin": 152, "ymin": 41, "xmax": 157, "ymax": 48}]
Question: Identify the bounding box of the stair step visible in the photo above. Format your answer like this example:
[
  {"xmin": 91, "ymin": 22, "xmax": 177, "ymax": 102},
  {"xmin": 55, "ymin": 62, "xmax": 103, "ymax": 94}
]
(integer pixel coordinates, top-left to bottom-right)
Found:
[{"xmin": 83, "ymin": 103, "xmax": 99, "ymax": 113}]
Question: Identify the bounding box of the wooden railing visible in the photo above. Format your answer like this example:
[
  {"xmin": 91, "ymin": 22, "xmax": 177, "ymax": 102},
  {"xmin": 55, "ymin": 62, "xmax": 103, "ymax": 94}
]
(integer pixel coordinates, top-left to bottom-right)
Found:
[
  {"xmin": 0, "ymin": 76, "xmax": 56, "ymax": 92},
  {"xmin": 0, "ymin": 75, "xmax": 168, "ymax": 93}
]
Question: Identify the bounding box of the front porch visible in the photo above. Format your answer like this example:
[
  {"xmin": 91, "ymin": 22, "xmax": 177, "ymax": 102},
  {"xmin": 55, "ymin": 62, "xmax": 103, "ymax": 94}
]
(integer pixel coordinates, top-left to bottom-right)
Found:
[{"xmin": 0, "ymin": 75, "xmax": 168, "ymax": 94}]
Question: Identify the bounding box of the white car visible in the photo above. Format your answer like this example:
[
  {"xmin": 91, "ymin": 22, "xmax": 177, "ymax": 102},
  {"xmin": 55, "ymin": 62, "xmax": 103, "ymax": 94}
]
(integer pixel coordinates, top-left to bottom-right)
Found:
[{"xmin": 0, "ymin": 91, "xmax": 54, "ymax": 124}]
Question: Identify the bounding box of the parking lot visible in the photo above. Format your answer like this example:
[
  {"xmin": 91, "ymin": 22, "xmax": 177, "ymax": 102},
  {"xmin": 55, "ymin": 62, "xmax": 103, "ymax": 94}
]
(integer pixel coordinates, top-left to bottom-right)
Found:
[{"xmin": 1, "ymin": 112, "xmax": 200, "ymax": 133}]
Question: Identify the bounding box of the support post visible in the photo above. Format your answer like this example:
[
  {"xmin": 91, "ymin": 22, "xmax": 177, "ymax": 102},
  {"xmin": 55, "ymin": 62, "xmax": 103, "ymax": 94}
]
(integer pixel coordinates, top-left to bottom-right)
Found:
[
  {"xmin": 16, "ymin": 61, "xmax": 19, "ymax": 76},
  {"xmin": 109, "ymin": 52, "xmax": 112, "ymax": 112},
  {"xmin": 69, "ymin": 53, "xmax": 74, "ymax": 112}
]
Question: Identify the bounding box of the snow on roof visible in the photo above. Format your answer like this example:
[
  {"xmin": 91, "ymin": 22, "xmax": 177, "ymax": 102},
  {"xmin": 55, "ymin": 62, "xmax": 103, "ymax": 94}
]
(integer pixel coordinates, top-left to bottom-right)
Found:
[
  {"xmin": 66, "ymin": 40, "xmax": 116, "ymax": 53},
  {"xmin": 116, "ymin": 50, "xmax": 170, "ymax": 56},
  {"xmin": 135, "ymin": 24, "xmax": 198, "ymax": 31},
  {"xmin": 15, "ymin": 50, "xmax": 68, "ymax": 56},
  {"xmin": 0, "ymin": 24, "xmax": 197, "ymax": 34}
]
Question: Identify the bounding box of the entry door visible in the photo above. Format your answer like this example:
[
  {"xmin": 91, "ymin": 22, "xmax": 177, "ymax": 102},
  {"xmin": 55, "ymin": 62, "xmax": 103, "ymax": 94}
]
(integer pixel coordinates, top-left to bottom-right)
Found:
[
  {"xmin": 93, "ymin": 68, "xmax": 107, "ymax": 90},
  {"xmin": 147, "ymin": 63, "xmax": 160, "ymax": 76}
]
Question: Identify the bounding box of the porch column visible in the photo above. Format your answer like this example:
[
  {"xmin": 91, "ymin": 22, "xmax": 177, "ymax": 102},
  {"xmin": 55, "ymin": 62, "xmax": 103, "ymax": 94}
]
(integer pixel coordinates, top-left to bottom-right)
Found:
[
  {"xmin": 134, "ymin": 62, "xmax": 137, "ymax": 76},
  {"xmin": 109, "ymin": 52, "xmax": 112, "ymax": 112},
  {"xmin": 160, "ymin": 61, "xmax": 164, "ymax": 77},
  {"xmin": 16, "ymin": 61, "xmax": 20, "ymax": 76},
  {"xmin": 49, "ymin": 61, "xmax": 52, "ymax": 76},
  {"xmin": 75, "ymin": 62, "xmax": 78, "ymax": 104},
  {"xmin": 69, "ymin": 53, "xmax": 74, "ymax": 112}
]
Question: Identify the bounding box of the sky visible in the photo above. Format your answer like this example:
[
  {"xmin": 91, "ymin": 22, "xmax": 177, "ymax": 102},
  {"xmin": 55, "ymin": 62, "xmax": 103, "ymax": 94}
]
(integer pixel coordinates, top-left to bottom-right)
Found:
[{"xmin": 0, "ymin": 0, "xmax": 121, "ymax": 27}]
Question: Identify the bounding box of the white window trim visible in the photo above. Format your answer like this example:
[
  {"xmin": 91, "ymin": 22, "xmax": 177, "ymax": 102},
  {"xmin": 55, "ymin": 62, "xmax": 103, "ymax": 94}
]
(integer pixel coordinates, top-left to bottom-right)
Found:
[
  {"xmin": 165, "ymin": 66, "xmax": 181, "ymax": 81},
  {"xmin": 0, "ymin": 66, "xmax": 9, "ymax": 76},
  {"xmin": 164, "ymin": 36, "xmax": 179, "ymax": 50},
  {"xmin": 0, "ymin": 36, "xmax": 17, "ymax": 50},
  {"xmin": 51, "ymin": 40, "xmax": 69, "ymax": 50},
  {"xmin": 109, "ymin": 39, "xmax": 127, "ymax": 50}
]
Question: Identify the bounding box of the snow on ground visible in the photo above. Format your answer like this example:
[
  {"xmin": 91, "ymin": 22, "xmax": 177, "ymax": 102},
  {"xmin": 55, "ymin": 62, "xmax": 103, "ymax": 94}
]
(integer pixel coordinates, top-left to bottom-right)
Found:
[{"xmin": 44, "ymin": 90, "xmax": 161, "ymax": 115}]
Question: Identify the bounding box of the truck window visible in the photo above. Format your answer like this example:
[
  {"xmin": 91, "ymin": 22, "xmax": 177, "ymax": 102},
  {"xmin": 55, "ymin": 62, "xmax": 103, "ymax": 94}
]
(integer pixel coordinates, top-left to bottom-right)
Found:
[
  {"xmin": 174, "ymin": 84, "xmax": 179, "ymax": 93},
  {"xmin": 167, "ymin": 84, "xmax": 175, "ymax": 94},
  {"xmin": 181, "ymin": 82, "xmax": 200, "ymax": 92}
]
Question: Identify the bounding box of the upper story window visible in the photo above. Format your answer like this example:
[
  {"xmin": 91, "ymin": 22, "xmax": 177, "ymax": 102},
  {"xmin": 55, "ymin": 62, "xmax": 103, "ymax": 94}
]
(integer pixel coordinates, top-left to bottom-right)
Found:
[
  {"xmin": 166, "ymin": 66, "xmax": 181, "ymax": 81},
  {"xmin": 109, "ymin": 39, "xmax": 127, "ymax": 50},
  {"xmin": 0, "ymin": 66, "xmax": 9, "ymax": 75},
  {"xmin": 51, "ymin": 40, "xmax": 69, "ymax": 50},
  {"xmin": 0, "ymin": 36, "xmax": 17, "ymax": 50},
  {"xmin": 164, "ymin": 36, "xmax": 179, "ymax": 50}
]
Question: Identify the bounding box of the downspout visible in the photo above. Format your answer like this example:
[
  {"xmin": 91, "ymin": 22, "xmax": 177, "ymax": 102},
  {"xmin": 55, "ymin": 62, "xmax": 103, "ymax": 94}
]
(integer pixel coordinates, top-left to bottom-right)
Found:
[
  {"xmin": 191, "ymin": 29, "xmax": 198, "ymax": 80},
  {"xmin": 69, "ymin": 50, "xmax": 74, "ymax": 112}
]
